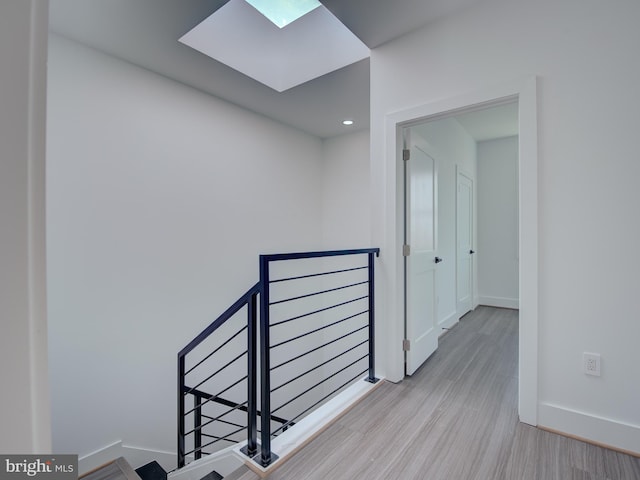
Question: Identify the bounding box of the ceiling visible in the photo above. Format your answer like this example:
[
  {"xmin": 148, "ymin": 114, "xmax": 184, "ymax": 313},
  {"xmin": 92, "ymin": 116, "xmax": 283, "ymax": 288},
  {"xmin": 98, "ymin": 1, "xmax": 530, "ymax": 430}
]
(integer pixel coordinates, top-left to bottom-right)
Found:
[
  {"xmin": 455, "ymin": 102, "xmax": 519, "ymax": 142},
  {"xmin": 49, "ymin": 0, "xmax": 494, "ymax": 139}
]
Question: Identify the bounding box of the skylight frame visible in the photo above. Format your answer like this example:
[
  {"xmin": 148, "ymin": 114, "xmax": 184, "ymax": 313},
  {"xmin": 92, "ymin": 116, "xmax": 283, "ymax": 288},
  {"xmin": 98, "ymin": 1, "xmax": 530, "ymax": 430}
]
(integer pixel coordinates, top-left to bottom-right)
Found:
[{"xmin": 179, "ymin": 0, "xmax": 370, "ymax": 92}]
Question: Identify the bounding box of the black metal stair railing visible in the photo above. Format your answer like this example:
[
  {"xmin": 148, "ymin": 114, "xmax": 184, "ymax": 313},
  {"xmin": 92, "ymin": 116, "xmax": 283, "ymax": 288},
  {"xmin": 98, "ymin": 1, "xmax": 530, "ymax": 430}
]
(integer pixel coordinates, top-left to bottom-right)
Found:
[
  {"xmin": 177, "ymin": 248, "xmax": 379, "ymax": 470},
  {"xmin": 177, "ymin": 283, "xmax": 261, "ymax": 468},
  {"xmin": 257, "ymin": 248, "xmax": 380, "ymax": 467}
]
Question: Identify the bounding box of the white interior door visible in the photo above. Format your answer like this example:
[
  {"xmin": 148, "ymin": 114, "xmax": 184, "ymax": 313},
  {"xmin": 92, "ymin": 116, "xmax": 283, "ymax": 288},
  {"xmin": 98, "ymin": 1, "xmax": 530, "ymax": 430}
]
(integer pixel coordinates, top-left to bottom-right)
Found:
[
  {"xmin": 457, "ymin": 170, "xmax": 474, "ymax": 316},
  {"xmin": 405, "ymin": 143, "xmax": 439, "ymax": 376}
]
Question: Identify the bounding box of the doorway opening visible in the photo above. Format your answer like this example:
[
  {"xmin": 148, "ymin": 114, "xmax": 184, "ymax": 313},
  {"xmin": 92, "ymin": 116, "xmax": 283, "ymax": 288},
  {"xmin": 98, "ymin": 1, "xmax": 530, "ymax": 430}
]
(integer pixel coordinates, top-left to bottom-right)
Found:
[
  {"xmin": 402, "ymin": 101, "xmax": 519, "ymax": 376},
  {"xmin": 382, "ymin": 77, "xmax": 538, "ymax": 425}
]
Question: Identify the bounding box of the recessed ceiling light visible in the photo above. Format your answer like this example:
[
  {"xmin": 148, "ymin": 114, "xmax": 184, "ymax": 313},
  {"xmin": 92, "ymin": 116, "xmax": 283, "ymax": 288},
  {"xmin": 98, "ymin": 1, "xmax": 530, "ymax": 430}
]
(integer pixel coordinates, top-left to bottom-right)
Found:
[
  {"xmin": 245, "ymin": 0, "xmax": 321, "ymax": 28},
  {"xmin": 342, "ymin": 120, "xmax": 354, "ymax": 126}
]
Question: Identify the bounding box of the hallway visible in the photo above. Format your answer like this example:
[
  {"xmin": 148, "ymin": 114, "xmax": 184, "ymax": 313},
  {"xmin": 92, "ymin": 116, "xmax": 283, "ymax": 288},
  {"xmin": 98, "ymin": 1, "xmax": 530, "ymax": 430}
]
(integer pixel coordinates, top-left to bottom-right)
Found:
[{"xmin": 232, "ymin": 307, "xmax": 640, "ymax": 479}]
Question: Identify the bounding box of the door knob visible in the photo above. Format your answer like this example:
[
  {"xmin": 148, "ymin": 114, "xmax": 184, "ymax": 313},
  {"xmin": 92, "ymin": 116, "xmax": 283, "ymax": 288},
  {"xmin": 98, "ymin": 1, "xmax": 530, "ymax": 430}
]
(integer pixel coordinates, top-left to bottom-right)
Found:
[
  {"xmin": 470, "ymin": 250, "xmax": 475, "ymax": 254},
  {"xmin": 434, "ymin": 257, "xmax": 443, "ymax": 263}
]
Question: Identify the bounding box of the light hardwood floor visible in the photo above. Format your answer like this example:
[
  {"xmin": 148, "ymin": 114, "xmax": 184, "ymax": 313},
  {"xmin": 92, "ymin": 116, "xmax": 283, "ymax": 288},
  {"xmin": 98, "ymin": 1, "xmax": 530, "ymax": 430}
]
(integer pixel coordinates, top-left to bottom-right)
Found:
[{"xmin": 232, "ymin": 306, "xmax": 640, "ymax": 480}]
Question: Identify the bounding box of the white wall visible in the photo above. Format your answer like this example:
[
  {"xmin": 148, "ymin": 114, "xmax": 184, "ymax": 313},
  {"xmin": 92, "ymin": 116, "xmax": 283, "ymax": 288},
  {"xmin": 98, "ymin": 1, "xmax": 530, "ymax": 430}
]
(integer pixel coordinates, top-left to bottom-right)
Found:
[
  {"xmin": 371, "ymin": 0, "xmax": 640, "ymax": 453},
  {"xmin": 0, "ymin": 0, "xmax": 51, "ymax": 454},
  {"xmin": 47, "ymin": 35, "xmax": 325, "ymax": 469},
  {"xmin": 411, "ymin": 118, "xmax": 477, "ymax": 329},
  {"xmin": 477, "ymin": 136, "xmax": 519, "ymax": 309},
  {"xmin": 321, "ymin": 130, "xmax": 371, "ymax": 248}
]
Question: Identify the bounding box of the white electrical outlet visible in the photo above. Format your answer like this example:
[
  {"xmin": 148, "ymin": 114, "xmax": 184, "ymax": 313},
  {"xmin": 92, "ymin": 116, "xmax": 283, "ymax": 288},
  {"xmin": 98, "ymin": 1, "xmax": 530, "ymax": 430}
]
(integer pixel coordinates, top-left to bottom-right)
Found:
[{"xmin": 584, "ymin": 352, "xmax": 601, "ymax": 376}]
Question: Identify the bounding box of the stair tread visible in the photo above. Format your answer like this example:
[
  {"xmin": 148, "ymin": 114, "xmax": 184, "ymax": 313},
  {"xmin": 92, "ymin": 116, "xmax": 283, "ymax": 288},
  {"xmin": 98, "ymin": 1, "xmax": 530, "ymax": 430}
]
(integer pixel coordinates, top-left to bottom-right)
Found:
[
  {"xmin": 199, "ymin": 471, "xmax": 223, "ymax": 480},
  {"xmin": 220, "ymin": 466, "xmax": 251, "ymax": 480},
  {"xmin": 135, "ymin": 461, "xmax": 167, "ymax": 480},
  {"xmin": 81, "ymin": 457, "xmax": 142, "ymax": 480}
]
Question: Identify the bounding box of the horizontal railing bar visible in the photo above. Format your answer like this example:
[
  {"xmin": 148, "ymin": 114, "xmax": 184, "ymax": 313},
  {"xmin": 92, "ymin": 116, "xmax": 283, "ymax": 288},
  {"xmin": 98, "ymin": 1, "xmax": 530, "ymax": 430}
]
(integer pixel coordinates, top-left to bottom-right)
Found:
[
  {"xmin": 183, "ymin": 380, "xmax": 247, "ymax": 417},
  {"xmin": 261, "ymin": 248, "xmax": 380, "ymax": 263},
  {"xmin": 201, "ymin": 433, "xmax": 242, "ymax": 442},
  {"xmin": 270, "ymin": 296, "xmax": 367, "ymax": 328},
  {"xmin": 184, "ymin": 387, "xmax": 291, "ymax": 426},
  {"xmin": 269, "ymin": 266, "xmax": 367, "ymax": 284},
  {"xmin": 178, "ymin": 282, "xmax": 260, "ymax": 358},
  {"xmin": 188, "ymin": 408, "xmax": 290, "ymax": 432},
  {"xmin": 271, "ymin": 354, "xmax": 368, "ymax": 414},
  {"xmin": 198, "ymin": 426, "xmax": 245, "ymax": 450},
  {"xmin": 183, "ymin": 376, "xmax": 247, "ymax": 416},
  {"xmin": 255, "ymin": 423, "xmax": 291, "ymax": 434},
  {"xmin": 188, "ymin": 415, "xmax": 291, "ymax": 439},
  {"xmin": 201, "ymin": 415, "xmax": 244, "ymax": 430},
  {"xmin": 269, "ymin": 281, "xmax": 368, "ymax": 306},
  {"xmin": 185, "ymin": 400, "xmax": 248, "ymax": 436},
  {"xmin": 184, "ymin": 324, "xmax": 247, "ymax": 376},
  {"xmin": 255, "ymin": 411, "xmax": 291, "ymax": 425},
  {"xmin": 271, "ymin": 325, "xmax": 368, "ymax": 371},
  {"xmin": 185, "ymin": 350, "xmax": 247, "ymax": 395},
  {"xmin": 271, "ymin": 368, "xmax": 368, "ymax": 436},
  {"xmin": 256, "ymin": 429, "xmax": 284, "ymax": 437},
  {"xmin": 271, "ymin": 312, "xmax": 367, "ymax": 349},
  {"xmin": 185, "ymin": 426, "xmax": 246, "ymax": 455},
  {"xmin": 271, "ymin": 340, "xmax": 368, "ymax": 394},
  {"xmin": 199, "ymin": 438, "xmax": 238, "ymax": 448}
]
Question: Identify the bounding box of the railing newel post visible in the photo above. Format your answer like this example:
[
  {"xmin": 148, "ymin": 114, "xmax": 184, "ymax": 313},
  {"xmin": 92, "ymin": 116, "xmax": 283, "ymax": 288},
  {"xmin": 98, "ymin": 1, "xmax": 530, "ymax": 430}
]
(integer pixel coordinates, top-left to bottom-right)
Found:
[
  {"xmin": 177, "ymin": 355, "xmax": 186, "ymax": 468},
  {"xmin": 259, "ymin": 256, "xmax": 271, "ymax": 466},
  {"xmin": 243, "ymin": 291, "xmax": 258, "ymax": 457},
  {"xmin": 366, "ymin": 250, "xmax": 379, "ymax": 384},
  {"xmin": 194, "ymin": 392, "xmax": 202, "ymax": 460}
]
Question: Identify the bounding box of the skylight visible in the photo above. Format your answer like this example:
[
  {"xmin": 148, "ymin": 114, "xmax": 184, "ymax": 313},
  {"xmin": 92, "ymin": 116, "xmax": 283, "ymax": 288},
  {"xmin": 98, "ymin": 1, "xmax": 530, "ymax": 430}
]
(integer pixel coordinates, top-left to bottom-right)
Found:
[
  {"xmin": 179, "ymin": 0, "xmax": 370, "ymax": 92},
  {"xmin": 244, "ymin": 0, "xmax": 321, "ymax": 28}
]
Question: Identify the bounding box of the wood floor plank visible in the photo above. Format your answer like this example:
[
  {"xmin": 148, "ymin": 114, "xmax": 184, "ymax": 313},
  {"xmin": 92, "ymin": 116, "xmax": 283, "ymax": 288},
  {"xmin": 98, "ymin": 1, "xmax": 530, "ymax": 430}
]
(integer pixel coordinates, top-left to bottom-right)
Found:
[{"xmin": 233, "ymin": 306, "xmax": 640, "ymax": 480}]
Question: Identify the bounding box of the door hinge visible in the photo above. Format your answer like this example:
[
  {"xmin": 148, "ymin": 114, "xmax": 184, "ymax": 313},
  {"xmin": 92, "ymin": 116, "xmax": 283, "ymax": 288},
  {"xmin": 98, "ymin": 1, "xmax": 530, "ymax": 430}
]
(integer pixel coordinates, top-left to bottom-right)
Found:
[
  {"xmin": 403, "ymin": 339, "xmax": 411, "ymax": 351},
  {"xmin": 402, "ymin": 244, "xmax": 410, "ymax": 256},
  {"xmin": 403, "ymin": 149, "xmax": 410, "ymax": 161}
]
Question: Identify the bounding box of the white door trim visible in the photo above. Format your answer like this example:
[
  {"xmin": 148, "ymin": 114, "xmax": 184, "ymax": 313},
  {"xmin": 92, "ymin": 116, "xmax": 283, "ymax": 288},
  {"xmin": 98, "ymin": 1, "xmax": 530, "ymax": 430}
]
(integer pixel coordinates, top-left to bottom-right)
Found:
[{"xmin": 380, "ymin": 76, "xmax": 538, "ymax": 426}]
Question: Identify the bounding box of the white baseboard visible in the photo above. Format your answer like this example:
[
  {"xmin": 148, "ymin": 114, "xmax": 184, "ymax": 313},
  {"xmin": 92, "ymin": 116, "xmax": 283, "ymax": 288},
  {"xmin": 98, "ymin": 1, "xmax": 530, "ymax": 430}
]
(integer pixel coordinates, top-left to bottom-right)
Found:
[
  {"xmin": 478, "ymin": 296, "xmax": 519, "ymax": 309},
  {"xmin": 438, "ymin": 310, "xmax": 458, "ymax": 331},
  {"xmin": 79, "ymin": 441, "xmax": 123, "ymax": 475},
  {"xmin": 538, "ymin": 402, "xmax": 640, "ymax": 455},
  {"xmin": 79, "ymin": 441, "xmax": 181, "ymax": 476}
]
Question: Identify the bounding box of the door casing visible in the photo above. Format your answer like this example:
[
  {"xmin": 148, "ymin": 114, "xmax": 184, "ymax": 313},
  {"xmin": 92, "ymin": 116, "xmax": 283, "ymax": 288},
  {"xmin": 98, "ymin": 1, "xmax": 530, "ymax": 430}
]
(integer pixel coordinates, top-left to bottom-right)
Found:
[{"xmin": 380, "ymin": 76, "xmax": 538, "ymax": 426}]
